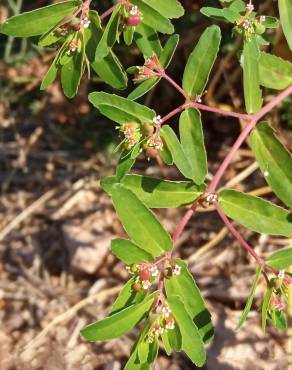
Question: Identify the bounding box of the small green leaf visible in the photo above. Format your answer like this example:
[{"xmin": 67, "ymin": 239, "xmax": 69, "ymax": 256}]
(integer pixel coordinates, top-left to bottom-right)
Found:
[
  {"xmin": 142, "ymin": 0, "xmax": 184, "ymax": 19},
  {"xmin": 250, "ymin": 122, "xmax": 292, "ymax": 208},
  {"xmin": 267, "ymin": 247, "xmax": 292, "ymax": 269},
  {"xmin": 270, "ymin": 310, "xmax": 287, "ymax": 330},
  {"xmin": 131, "ymin": 0, "xmax": 174, "ymax": 34},
  {"xmin": 261, "ymin": 284, "xmax": 273, "ymax": 333},
  {"xmin": 116, "ymin": 150, "xmax": 138, "ymax": 182},
  {"xmin": 80, "ymin": 293, "xmax": 156, "ymax": 341},
  {"xmin": 182, "ymin": 26, "xmax": 221, "ymax": 98},
  {"xmin": 110, "ymin": 184, "xmax": 173, "ymax": 257},
  {"xmin": 128, "ymin": 78, "xmax": 160, "ymax": 101},
  {"xmin": 101, "ymin": 174, "xmax": 205, "ymax": 208},
  {"xmin": 134, "ymin": 24, "xmax": 162, "ymax": 58},
  {"xmin": 61, "ymin": 36, "xmax": 85, "ymax": 98},
  {"xmin": 279, "ymin": 0, "xmax": 292, "ymax": 50},
  {"xmin": 95, "ymin": 5, "xmax": 120, "ymax": 61},
  {"xmin": 0, "ymin": 1, "xmax": 81, "ymax": 37},
  {"xmin": 161, "ymin": 331, "xmax": 172, "ymax": 355},
  {"xmin": 179, "ymin": 108, "xmax": 207, "ymax": 185},
  {"xmin": 111, "ymin": 238, "xmax": 154, "ymax": 264},
  {"xmin": 261, "ymin": 16, "xmax": 279, "ymax": 29},
  {"xmin": 200, "ymin": 7, "xmax": 241, "ymax": 23},
  {"xmin": 167, "ymin": 295, "xmax": 206, "ymax": 367},
  {"xmin": 160, "ymin": 125, "xmax": 194, "ymax": 182},
  {"xmin": 110, "ymin": 278, "xmax": 147, "ymax": 315},
  {"xmin": 88, "ymin": 92, "xmax": 155, "ymax": 124},
  {"xmin": 259, "ymin": 52, "xmax": 292, "ymax": 90},
  {"xmin": 242, "ymin": 39, "xmax": 263, "ymax": 113},
  {"xmin": 236, "ymin": 266, "xmax": 262, "ymax": 330},
  {"xmin": 124, "ymin": 26, "xmax": 135, "ymax": 46},
  {"xmin": 167, "ymin": 322, "xmax": 182, "ymax": 352},
  {"xmin": 165, "ymin": 259, "xmax": 214, "ymax": 343},
  {"xmin": 218, "ymin": 189, "xmax": 292, "ymax": 237},
  {"xmin": 160, "ymin": 34, "xmax": 179, "ymax": 69},
  {"xmin": 160, "ymin": 142, "xmax": 173, "ymax": 165},
  {"xmin": 229, "ymin": 0, "xmax": 246, "ymax": 12}
]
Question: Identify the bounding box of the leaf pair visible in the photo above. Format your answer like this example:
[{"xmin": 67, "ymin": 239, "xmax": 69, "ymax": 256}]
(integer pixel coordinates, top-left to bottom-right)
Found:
[{"xmin": 161, "ymin": 108, "xmax": 207, "ymax": 185}]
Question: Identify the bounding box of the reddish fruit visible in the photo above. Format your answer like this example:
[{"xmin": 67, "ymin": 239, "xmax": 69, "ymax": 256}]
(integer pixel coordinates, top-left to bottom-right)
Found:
[
  {"xmin": 140, "ymin": 269, "xmax": 151, "ymax": 281},
  {"xmin": 72, "ymin": 23, "xmax": 81, "ymax": 32},
  {"xmin": 126, "ymin": 15, "xmax": 141, "ymax": 27},
  {"xmin": 133, "ymin": 283, "xmax": 142, "ymax": 292}
]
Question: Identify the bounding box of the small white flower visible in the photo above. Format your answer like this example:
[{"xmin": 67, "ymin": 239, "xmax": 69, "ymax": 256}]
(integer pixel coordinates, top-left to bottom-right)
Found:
[
  {"xmin": 149, "ymin": 265, "xmax": 159, "ymax": 277},
  {"xmin": 242, "ymin": 19, "xmax": 251, "ymax": 30},
  {"xmin": 263, "ymin": 171, "xmax": 269, "ymax": 177},
  {"xmin": 173, "ymin": 264, "xmax": 181, "ymax": 276},
  {"xmin": 142, "ymin": 280, "xmax": 151, "ymax": 290},
  {"xmin": 166, "ymin": 321, "xmax": 175, "ymax": 330},
  {"xmin": 161, "ymin": 305, "xmax": 171, "ymax": 318},
  {"xmin": 206, "ymin": 193, "xmax": 218, "ymax": 204},
  {"xmin": 278, "ymin": 270, "xmax": 285, "ymax": 279},
  {"xmin": 197, "ymin": 97, "xmax": 202, "ymax": 103},
  {"xmin": 153, "ymin": 115, "xmax": 163, "ymax": 125},
  {"xmin": 259, "ymin": 15, "xmax": 266, "ymax": 23},
  {"xmin": 246, "ymin": 3, "xmax": 254, "ymax": 12},
  {"xmin": 130, "ymin": 6, "xmax": 139, "ymax": 16}
]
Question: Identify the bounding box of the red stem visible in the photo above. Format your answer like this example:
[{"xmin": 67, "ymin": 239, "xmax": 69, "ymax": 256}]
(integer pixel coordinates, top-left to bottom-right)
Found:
[
  {"xmin": 161, "ymin": 103, "xmax": 190, "ymax": 124},
  {"xmin": 193, "ymin": 102, "xmax": 251, "ymax": 121},
  {"xmin": 161, "ymin": 73, "xmax": 189, "ymax": 100},
  {"xmin": 214, "ymin": 201, "xmax": 265, "ymax": 266},
  {"xmin": 100, "ymin": 5, "xmax": 116, "ymax": 21},
  {"xmin": 172, "ymin": 208, "xmax": 194, "ymax": 243}
]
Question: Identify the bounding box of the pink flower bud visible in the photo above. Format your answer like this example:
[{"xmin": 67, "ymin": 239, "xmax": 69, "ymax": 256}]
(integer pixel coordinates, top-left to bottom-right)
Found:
[{"xmin": 126, "ymin": 15, "xmax": 141, "ymax": 27}]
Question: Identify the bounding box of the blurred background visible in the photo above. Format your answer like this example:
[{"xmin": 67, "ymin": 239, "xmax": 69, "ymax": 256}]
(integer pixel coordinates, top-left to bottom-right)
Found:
[{"xmin": 0, "ymin": 0, "xmax": 292, "ymax": 369}]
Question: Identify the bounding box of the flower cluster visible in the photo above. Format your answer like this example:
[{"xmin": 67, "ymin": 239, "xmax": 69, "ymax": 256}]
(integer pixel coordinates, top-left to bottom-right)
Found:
[
  {"xmin": 132, "ymin": 54, "xmax": 162, "ymax": 82},
  {"xmin": 147, "ymin": 302, "xmax": 176, "ymax": 343},
  {"xmin": 268, "ymin": 271, "xmax": 292, "ymax": 313},
  {"xmin": 122, "ymin": 4, "xmax": 143, "ymax": 27},
  {"xmin": 119, "ymin": 122, "xmax": 142, "ymax": 150}
]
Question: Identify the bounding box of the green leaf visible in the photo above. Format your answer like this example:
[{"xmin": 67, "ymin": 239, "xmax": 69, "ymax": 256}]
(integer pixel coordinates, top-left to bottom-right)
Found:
[
  {"xmin": 41, "ymin": 40, "xmax": 69, "ymax": 89},
  {"xmin": 110, "ymin": 278, "xmax": 147, "ymax": 315},
  {"xmin": 259, "ymin": 52, "xmax": 292, "ymax": 90},
  {"xmin": 116, "ymin": 150, "xmax": 138, "ymax": 182},
  {"xmin": 61, "ymin": 36, "xmax": 85, "ymax": 98},
  {"xmin": 267, "ymin": 247, "xmax": 292, "ymax": 270},
  {"xmin": 134, "ymin": 24, "xmax": 162, "ymax": 58},
  {"xmin": 128, "ymin": 78, "xmax": 160, "ymax": 101},
  {"xmin": 200, "ymin": 7, "xmax": 241, "ymax": 23},
  {"xmin": 261, "ymin": 284, "xmax": 273, "ymax": 333},
  {"xmin": 80, "ymin": 293, "xmax": 156, "ymax": 341},
  {"xmin": 110, "ymin": 184, "xmax": 173, "ymax": 257},
  {"xmin": 279, "ymin": 0, "xmax": 292, "ymax": 50},
  {"xmin": 161, "ymin": 331, "xmax": 172, "ymax": 355},
  {"xmin": 182, "ymin": 26, "xmax": 221, "ymax": 98},
  {"xmin": 242, "ymin": 39, "xmax": 263, "ymax": 113},
  {"xmin": 167, "ymin": 322, "xmax": 182, "ymax": 351},
  {"xmin": 160, "ymin": 125, "xmax": 195, "ymax": 182},
  {"xmin": 131, "ymin": 0, "xmax": 174, "ymax": 34},
  {"xmin": 111, "ymin": 238, "xmax": 154, "ymax": 264},
  {"xmin": 160, "ymin": 34, "xmax": 179, "ymax": 69},
  {"xmin": 95, "ymin": 5, "xmax": 120, "ymax": 61},
  {"xmin": 160, "ymin": 142, "xmax": 173, "ymax": 165},
  {"xmin": 124, "ymin": 26, "xmax": 135, "ymax": 46},
  {"xmin": 167, "ymin": 295, "xmax": 206, "ymax": 367},
  {"xmin": 179, "ymin": 108, "xmax": 207, "ymax": 185},
  {"xmin": 250, "ymin": 122, "xmax": 292, "ymax": 208},
  {"xmin": 218, "ymin": 189, "xmax": 292, "ymax": 237},
  {"xmin": 101, "ymin": 174, "xmax": 205, "ymax": 208},
  {"xmin": 229, "ymin": 0, "xmax": 246, "ymax": 12},
  {"xmin": 165, "ymin": 259, "xmax": 213, "ymax": 343},
  {"xmin": 0, "ymin": 1, "xmax": 81, "ymax": 37},
  {"xmin": 270, "ymin": 310, "xmax": 287, "ymax": 330},
  {"xmin": 236, "ymin": 266, "xmax": 262, "ymax": 330},
  {"xmin": 261, "ymin": 16, "xmax": 279, "ymax": 29},
  {"xmin": 88, "ymin": 92, "xmax": 155, "ymax": 124},
  {"xmin": 142, "ymin": 0, "xmax": 184, "ymax": 19}
]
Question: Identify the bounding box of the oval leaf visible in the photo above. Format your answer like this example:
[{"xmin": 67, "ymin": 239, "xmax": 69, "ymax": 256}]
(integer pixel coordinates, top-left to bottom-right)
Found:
[
  {"xmin": 179, "ymin": 108, "xmax": 207, "ymax": 185},
  {"xmin": 165, "ymin": 259, "xmax": 213, "ymax": 343},
  {"xmin": 250, "ymin": 122, "xmax": 292, "ymax": 208},
  {"xmin": 111, "ymin": 238, "xmax": 154, "ymax": 264},
  {"xmin": 80, "ymin": 293, "xmax": 155, "ymax": 341},
  {"xmin": 101, "ymin": 175, "xmax": 205, "ymax": 208},
  {"xmin": 88, "ymin": 92, "xmax": 155, "ymax": 124},
  {"xmin": 0, "ymin": 1, "xmax": 81, "ymax": 37},
  {"xmin": 182, "ymin": 25, "xmax": 221, "ymax": 98},
  {"xmin": 218, "ymin": 189, "xmax": 292, "ymax": 237},
  {"xmin": 279, "ymin": 0, "xmax": 292, "ymax": 50},
  {"xmin": 167, "ymin": 295, "xmax": 206, "ymax": 367},
  {"xmin": 259, "ymin": 52, "xmax": 292, "ymax": 90},
  {"xmin": 267, "ymin": 247, "xmax": 292, "ymax": 269},
  {"xmin": 110, "ymin": 184, "xmax": 173, "ymax": 257}
]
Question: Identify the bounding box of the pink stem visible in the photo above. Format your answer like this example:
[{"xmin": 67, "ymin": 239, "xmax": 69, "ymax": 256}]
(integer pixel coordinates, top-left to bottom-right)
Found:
[
  {"xmin": 172, "ymin": 208, "xmax": 194, "ymax": 243},
  {"xmin": 161, "ymin": 103, "xmax": 191, "ymax": 124},
  {"xmin": 214, "ymin": 201, "xmax": 265, "ymax": 266},
  {"xmin": 193, "ymin": 102, "xmax": 251, "ymax": 121},
  {"xmin": 207, "ymin": 118, "xmax": 257, "ymax": 192},
  {"xmin": 100, "ymin": 5, "xmax": 116, "ymax": 21},
  {"xmin": 161, "ymin": 73, "xmax": 189, "ymax": 100}
]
